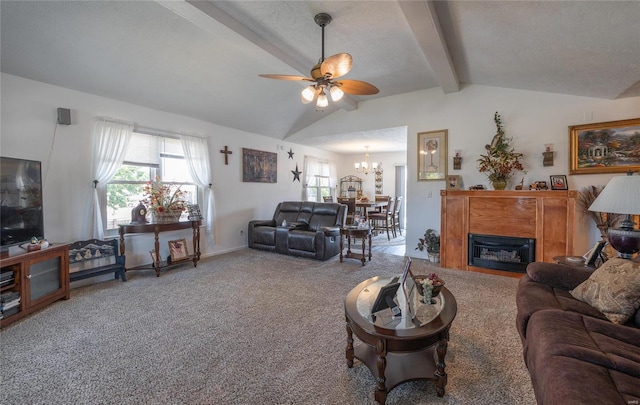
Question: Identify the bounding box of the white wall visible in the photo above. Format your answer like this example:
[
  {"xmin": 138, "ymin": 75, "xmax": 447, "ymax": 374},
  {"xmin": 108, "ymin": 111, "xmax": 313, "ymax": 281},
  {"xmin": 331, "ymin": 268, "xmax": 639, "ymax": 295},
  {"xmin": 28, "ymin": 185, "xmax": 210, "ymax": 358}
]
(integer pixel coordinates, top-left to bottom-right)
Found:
[
  {"xmin": 3, "ymin": 73, "xmax": 638, "ymax": 266},
  {"xmin": 293, "ymin": 84, "xmax": 640, "ymax": 259},
  {"xmin": 336, "ymin": 151, "xmax": 407, "ymax": 199},
  {"xmin": 0, "ymin": 73, "xmax": 342, "ymax": 267}
]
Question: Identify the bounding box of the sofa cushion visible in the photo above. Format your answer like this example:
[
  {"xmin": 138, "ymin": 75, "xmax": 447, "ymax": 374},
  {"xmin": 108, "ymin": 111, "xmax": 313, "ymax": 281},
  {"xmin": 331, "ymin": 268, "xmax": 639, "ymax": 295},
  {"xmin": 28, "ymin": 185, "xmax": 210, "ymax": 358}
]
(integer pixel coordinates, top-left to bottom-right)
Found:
[
  {"xmin": 526, "ymin": 261, "xmax": 592, "ymax": 290},
  {"xmin": 570, "ymin": 258, "xmax": 640, "ymax": 324},
  {"xmin": 516, "ymin": 274, "xmax": 607, "ymax": 342},
  {"xmin": 308, "ymin": 203, "xmax": 342, "ymax": 231},
  {"xmin": 525, "ymin": 309, "xmax": 640, "ymax": 405},
  {"xmin": 274, "ymin": 201, "xmax": 303, "ymax": 226}
]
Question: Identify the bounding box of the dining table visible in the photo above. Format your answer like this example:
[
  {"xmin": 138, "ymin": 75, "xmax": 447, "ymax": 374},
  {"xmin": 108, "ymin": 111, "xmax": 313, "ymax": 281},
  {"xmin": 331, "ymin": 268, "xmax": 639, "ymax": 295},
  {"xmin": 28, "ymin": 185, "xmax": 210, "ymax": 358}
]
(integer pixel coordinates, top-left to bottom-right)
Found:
[{"xmin": 355, "ymin": 200, "xmax": 389, "ymax": 220}]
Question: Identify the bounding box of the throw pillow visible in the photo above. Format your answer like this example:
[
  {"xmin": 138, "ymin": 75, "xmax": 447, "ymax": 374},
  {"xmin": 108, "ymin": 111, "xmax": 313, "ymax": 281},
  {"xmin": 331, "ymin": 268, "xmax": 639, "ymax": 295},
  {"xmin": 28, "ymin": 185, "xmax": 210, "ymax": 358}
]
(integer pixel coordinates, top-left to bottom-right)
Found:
[{"xmin": 570, "ymin": 258, "xmax": 640, "ymax": 324}]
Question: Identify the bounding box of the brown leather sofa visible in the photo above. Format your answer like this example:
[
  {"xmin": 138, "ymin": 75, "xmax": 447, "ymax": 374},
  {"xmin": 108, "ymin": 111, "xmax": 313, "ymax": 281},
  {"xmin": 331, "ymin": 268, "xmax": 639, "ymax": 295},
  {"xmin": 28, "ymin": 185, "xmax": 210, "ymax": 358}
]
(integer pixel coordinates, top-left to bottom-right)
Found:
[
  {"xmin": 248, "ymin": 201, "xmax": 347, "ymax": 260},
  {"xmin": 516, "ymin": 261, "xmax": 640, "ymax": 405}
]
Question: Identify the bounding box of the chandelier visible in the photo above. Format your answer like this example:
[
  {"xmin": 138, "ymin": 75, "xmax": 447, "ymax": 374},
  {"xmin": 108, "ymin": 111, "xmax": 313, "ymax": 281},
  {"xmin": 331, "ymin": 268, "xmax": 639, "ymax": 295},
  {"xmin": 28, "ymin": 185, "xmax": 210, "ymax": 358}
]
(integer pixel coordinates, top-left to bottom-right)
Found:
[{"xmin": 354, "ymin": 146, "xmax": 379, "ymax": 175}]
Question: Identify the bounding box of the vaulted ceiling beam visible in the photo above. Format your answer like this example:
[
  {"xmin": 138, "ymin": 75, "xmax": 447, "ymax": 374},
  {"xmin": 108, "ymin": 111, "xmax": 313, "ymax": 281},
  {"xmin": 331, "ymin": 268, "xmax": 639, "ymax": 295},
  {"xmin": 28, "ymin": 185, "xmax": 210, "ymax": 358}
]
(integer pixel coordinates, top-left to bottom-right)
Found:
[
  {"xmin": 156, "ymin": 0, "xmax": 357, "ymax": 111},
  {"xmin": 399, "ymin": 0, "xmax": 459, "ymax": 93}
]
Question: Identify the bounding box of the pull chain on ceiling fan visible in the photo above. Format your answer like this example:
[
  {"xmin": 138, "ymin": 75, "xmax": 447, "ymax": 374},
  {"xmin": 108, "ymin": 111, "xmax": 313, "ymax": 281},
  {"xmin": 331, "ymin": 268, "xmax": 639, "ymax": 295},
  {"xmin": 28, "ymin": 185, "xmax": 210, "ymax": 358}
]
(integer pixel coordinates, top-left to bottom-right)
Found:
[{"xmin": 259, "ymin": 12, "xmax": 379, "ymax": 110}]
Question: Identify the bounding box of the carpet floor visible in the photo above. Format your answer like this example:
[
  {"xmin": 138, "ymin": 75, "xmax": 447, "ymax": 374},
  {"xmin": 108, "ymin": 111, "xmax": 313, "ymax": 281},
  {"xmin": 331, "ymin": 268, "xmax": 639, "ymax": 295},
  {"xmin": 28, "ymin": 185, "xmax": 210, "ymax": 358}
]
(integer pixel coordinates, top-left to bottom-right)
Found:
[{"xmin": 0, "ymin": 249, "xmax": 535, "ymax": 404}]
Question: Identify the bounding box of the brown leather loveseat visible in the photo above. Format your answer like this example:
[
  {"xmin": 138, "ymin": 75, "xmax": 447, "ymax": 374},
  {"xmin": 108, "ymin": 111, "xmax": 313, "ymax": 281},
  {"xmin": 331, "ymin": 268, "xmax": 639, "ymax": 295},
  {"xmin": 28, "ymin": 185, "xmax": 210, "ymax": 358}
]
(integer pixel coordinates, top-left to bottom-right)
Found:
[{"xmin": 248, "ymin": 201, "xmax": 347, "ymax": 260}]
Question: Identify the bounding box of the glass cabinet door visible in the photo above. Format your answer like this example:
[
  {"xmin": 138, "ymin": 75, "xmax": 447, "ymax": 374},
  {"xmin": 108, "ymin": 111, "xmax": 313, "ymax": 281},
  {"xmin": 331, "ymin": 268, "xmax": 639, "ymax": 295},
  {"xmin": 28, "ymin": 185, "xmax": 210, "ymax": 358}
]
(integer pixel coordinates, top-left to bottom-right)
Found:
[{"xmin": 28, "ymin": 256, "xmax": 62, "ymax": 302}]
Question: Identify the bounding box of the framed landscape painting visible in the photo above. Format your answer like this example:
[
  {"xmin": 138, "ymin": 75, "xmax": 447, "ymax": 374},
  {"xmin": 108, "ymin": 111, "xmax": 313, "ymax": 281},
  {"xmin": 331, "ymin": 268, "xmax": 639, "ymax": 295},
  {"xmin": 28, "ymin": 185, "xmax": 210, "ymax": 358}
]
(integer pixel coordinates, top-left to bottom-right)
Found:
[
  {"xmin": 569, "ymin": 118, "xmax": 640, "ymax": 175},
  {"xmin": 417, "ymin": 129, "xmax": 447, "ymax": 181},
  {"xmin": 243, "ymin": 148, "xmax": 277, "ymax": 183}
]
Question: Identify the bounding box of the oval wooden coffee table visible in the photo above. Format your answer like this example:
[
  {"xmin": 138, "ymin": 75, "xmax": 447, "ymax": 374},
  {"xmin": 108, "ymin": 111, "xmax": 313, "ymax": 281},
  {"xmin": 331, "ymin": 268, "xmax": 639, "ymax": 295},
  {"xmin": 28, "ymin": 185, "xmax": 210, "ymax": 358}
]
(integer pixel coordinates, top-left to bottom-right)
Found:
[{"xmin": 344, "ymin": 276, "xmax": 457, "ymax": 404}]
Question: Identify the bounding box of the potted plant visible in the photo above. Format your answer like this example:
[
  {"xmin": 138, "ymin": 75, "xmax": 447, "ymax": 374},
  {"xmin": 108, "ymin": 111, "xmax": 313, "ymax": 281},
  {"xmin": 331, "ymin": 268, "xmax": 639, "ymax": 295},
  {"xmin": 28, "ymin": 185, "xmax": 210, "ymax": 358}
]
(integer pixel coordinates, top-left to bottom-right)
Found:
[
  {"xmin": 477, "ymin": 112, "xmax": 525, "ymax": 190},
  {"xmin": 416, "ymin": 228, "xmax": 441, "ymax": 262}
]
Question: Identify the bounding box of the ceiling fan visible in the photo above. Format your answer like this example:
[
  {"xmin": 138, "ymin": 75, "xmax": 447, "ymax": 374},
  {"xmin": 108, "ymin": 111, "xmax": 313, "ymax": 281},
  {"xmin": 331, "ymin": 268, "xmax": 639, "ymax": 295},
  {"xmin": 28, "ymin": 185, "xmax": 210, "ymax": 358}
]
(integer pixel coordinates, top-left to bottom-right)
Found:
[{"xmin": 259, "ymin": 12, "xmax": 379, "ymax": 109}]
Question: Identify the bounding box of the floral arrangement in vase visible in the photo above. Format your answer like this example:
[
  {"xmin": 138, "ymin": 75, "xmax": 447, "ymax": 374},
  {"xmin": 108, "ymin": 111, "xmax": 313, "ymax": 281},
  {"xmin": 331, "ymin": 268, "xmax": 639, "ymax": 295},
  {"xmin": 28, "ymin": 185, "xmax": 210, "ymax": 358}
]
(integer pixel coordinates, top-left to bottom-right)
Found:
[
  {"xmin": 141, "ymin": 177, "xmax": 185, "ymax": 222},
  {"xmin": 413, "ymin": 272, "xmax": 445, "ymax": 304},
  {"xmin": 477, "ymin": 112, "xmax": 525, "ymax": 190}
]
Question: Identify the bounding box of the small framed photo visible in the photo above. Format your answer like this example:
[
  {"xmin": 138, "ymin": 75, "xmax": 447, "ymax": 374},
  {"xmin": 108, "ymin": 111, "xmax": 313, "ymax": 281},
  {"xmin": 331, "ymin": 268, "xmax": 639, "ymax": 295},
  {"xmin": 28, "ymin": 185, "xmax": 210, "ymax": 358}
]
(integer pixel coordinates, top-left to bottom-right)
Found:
[
  {"xmin": 447, "ymin": 175, "xmax": 462, "ymax": 190},
  {"xmin": 168, "ymin": 239, "xmax": 189, "ymax": 262},
  {"xmin": 550, "ymin": 175, "xmax": 568, "ymax": 190},
  {"xmin": 187, "ymin": 204, "xmax": 202, "ymax": 220},
  {"xmin": 583, "ymin": 240, "xmax": 606, "ymax": 266}
]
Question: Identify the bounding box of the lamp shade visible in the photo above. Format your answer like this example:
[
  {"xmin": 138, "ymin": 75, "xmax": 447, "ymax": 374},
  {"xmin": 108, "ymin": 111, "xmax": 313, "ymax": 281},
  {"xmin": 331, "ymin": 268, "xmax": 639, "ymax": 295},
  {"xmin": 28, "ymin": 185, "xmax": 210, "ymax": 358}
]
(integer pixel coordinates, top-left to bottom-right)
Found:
[{"xmin": 588, "ymin": 175, "xmax": 640, "ymax": 215}]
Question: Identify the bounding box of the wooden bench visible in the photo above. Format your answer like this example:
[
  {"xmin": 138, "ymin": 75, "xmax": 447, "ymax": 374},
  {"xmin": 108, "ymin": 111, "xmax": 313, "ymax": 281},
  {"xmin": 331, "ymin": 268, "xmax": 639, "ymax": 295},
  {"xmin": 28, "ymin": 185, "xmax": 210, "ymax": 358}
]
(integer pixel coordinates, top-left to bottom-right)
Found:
[{"xmin": 69, "ymin": 239, "xmax": 126, "ymax": 282}]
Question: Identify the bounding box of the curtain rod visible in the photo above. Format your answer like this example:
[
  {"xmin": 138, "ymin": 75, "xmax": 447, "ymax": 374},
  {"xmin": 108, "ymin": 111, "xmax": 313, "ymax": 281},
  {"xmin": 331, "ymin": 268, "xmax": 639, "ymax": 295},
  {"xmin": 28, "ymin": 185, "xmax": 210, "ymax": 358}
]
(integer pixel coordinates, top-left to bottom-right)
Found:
[{"xmin": 134, "ymin": 125, "xmax": 205, "ymax": 140}]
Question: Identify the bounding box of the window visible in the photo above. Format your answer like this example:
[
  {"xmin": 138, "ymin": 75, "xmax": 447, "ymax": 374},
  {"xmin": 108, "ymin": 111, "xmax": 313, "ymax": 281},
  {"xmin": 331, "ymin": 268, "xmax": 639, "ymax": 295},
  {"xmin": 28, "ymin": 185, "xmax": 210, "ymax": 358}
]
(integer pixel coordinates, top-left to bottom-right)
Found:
[
  {"xmin": 105, "ymin": 132, "xmax": 197, "ymax": 230},
  {"xmin": 306, "ymin": 175, "xmax": 332, "ymax": 202},
  {"xmin": 304, "ymin": 157, "xmax": 336, "ymax": 202}
]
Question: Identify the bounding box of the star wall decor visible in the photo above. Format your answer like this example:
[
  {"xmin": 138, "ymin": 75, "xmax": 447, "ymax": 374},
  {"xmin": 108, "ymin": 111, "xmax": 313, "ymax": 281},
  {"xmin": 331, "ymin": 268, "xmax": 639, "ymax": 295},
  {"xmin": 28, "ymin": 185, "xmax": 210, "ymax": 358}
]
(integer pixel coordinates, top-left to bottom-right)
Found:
[
  {"xmin": 288, "ymin": 148, "xmax": 294, "ymax": 159},
  {"xmin": 291, "ymin": 164, "xmax": 301, "ymax": 182}
]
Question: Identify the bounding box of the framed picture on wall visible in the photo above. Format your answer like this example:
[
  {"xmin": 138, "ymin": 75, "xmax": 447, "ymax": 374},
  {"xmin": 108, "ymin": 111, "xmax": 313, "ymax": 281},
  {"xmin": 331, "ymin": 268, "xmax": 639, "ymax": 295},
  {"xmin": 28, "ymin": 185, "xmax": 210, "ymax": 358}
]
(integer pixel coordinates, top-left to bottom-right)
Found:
[
  {"xmin": 417, "ymin": 129, "xmax": 447, "ymax": 181},
  {"xmin": 569, "ymin": 118, "xmax": 640, "ymax": 175},
  {"xmin": 242, "ymin": 148, "xmax": 277, "ymax": 183}
]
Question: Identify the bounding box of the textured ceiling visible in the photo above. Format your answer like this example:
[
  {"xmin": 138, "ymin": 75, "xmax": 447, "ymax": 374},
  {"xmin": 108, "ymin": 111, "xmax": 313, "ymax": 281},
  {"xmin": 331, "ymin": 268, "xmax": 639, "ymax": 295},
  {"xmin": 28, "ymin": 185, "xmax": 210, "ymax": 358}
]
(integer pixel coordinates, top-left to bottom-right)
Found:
[{"xmin": 2, "ymin": 1, "xmax": 639, "ymax": 154}]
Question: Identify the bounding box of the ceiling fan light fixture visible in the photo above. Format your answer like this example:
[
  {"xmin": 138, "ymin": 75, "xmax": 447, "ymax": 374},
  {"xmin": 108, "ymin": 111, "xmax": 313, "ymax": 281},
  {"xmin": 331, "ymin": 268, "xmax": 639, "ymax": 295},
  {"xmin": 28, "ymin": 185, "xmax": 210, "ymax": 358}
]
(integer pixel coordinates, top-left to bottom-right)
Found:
[
  {"xmin": 316, "ymin": 90, "xmax": 328, "ymax": 108},
  {"xmin": 258, "ymin": 12, "xmax": 378, "ymax": 110},
  {"xmin": 301, "ymin": 85, "xmax": 316, "ymax": 103},
  {"xmin": 329, "ymin": 85, "xmax": 344, "ymax": 102}
]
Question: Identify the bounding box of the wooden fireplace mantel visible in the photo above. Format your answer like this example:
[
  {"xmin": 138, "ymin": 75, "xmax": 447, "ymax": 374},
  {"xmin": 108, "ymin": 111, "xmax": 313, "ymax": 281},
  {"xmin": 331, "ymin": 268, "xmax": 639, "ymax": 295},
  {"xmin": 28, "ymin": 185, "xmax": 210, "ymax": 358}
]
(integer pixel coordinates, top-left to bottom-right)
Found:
[{"xmin": 440, "ymin": 189, "xmax": 577, "ymax": 274}]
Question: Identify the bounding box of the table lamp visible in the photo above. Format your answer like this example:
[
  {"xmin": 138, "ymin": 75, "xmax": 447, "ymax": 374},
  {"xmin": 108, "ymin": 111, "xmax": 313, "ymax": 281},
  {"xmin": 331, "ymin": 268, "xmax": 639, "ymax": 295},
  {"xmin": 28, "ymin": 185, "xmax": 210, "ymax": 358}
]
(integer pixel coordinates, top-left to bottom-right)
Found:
[{"xmin": 588, "ymin": 172, "xmax": 640, "ymax": 259}]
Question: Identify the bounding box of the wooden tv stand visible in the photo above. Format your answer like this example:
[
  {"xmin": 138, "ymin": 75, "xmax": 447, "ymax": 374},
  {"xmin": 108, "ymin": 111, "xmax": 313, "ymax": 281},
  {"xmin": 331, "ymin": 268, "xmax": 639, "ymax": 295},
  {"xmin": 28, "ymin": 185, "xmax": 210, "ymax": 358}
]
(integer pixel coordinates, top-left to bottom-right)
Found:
[{"xmin": 0, "ymin": 244, "xmax": 70, "ymax": 328}]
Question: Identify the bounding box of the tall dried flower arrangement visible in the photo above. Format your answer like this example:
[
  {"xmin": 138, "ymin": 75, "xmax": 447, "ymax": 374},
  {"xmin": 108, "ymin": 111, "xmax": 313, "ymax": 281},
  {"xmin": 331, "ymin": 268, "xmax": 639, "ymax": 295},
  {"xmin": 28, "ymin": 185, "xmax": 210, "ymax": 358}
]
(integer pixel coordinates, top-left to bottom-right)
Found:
[
  {"xmin": 576, "ymin": 185, "xmax": 622, "ymax": 239},
  {"xmin": 477, "ymin": 112, "xmax": 525, "ymax": 189}
]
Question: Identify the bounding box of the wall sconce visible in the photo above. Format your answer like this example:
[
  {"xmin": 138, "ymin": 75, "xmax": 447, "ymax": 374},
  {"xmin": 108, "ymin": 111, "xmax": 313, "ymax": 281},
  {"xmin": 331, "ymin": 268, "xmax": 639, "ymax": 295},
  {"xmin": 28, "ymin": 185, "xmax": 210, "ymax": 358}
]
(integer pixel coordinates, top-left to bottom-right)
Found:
[
  {"xmin": 542, "ymin": 144, "xmax": 554, "ymax": 167},
  {"xmin": 453, "ymin": 150, "xmax": 462, "ymax": 170}
]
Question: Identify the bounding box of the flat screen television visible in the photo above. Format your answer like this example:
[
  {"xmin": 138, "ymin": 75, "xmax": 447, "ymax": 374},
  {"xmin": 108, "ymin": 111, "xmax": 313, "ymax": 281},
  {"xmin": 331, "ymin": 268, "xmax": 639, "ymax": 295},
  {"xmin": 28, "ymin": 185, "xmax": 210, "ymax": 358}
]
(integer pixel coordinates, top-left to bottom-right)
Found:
[{"xmin": 1, "ymin": 156, "xmax": 45, "ymax": 248}]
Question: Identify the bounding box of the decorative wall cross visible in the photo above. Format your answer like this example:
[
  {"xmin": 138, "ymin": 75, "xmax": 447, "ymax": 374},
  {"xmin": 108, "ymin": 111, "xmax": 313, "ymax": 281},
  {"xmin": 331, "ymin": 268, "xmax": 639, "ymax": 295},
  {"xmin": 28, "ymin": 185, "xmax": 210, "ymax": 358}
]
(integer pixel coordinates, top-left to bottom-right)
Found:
[{"xmin": 220, "ymin": 146, "xmax": 232, "ymax": 165}]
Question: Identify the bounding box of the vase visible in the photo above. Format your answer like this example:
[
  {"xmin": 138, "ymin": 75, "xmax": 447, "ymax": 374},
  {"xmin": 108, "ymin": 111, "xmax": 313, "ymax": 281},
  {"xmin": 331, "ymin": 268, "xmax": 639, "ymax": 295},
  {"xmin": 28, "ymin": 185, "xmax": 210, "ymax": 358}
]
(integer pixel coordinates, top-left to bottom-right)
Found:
[
  {"xmin": 151, "ymin": 209, "xmax": 182, "ymax": 223},
  {"xmin": 492, "ymin": 179, "xmax": 507, "ymax": 190}
]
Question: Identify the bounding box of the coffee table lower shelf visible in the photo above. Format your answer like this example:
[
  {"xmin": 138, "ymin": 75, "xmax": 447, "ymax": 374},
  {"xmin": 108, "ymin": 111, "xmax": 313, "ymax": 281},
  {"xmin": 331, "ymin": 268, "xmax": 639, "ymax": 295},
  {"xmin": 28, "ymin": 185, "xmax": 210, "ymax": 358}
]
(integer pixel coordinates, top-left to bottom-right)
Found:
[{"xmin": 353, "ymin": 343, "xmax": 441, "ymax": 398}]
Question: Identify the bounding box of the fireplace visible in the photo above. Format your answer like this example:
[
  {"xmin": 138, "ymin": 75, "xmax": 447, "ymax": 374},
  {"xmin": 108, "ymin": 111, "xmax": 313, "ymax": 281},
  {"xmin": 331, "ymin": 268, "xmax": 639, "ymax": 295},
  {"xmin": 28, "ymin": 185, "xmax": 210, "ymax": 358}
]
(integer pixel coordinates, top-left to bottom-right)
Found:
[{"xmin": 468, "ymin": 234, "xmax": 535, "ymax": 273}]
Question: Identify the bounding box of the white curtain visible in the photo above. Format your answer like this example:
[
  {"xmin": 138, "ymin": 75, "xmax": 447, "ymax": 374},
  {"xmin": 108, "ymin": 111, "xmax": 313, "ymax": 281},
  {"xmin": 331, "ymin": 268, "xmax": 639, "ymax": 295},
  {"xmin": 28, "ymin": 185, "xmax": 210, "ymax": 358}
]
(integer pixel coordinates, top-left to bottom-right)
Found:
[
  {"xmin": 303, "ymin": 155, "xmax": 321, "ymax": 200},
  {"xmin": 180, "ymin": 134, "xmax": 215, "ymax": 243},
  {"xmin": 328, "ymin": 159, "xmax": 337, "ymax": 197},
  {"xmin": 91, "ymin": 117, "xmax": 134, "ymax": 239}
]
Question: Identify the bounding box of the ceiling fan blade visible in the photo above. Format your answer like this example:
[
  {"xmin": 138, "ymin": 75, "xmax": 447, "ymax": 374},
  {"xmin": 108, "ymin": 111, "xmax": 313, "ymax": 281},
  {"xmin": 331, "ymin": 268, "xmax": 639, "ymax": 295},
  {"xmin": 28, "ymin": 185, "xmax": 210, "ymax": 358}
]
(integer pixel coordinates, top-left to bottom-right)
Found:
[
  {"xmin": 336, "ymin": 79, "xmax": 379, "ymax": 95},
  {"xmin": 320, "ymin": 53, "xmax": 352, "ymax": 79},
  {"xmin": 258, "ymin": 74, "xmax": 314, "ymax": 81}
]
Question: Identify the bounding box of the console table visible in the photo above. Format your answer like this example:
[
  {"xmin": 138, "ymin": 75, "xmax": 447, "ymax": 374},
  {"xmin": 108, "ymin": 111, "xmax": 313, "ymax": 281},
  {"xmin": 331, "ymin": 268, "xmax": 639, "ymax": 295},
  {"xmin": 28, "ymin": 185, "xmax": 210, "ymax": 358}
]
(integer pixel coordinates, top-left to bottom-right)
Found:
[{"xmin": 118, "ymin": 220, "xmax": 201, "ymax": 277}]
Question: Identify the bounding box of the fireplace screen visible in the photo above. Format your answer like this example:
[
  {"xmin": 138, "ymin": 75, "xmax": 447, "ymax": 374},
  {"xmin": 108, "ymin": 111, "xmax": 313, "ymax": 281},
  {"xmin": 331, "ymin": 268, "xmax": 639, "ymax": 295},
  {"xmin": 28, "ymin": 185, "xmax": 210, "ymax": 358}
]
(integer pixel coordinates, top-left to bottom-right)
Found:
[{"xmin": 468, "ymin": 234, "xmax": 535, "ymax": 273}]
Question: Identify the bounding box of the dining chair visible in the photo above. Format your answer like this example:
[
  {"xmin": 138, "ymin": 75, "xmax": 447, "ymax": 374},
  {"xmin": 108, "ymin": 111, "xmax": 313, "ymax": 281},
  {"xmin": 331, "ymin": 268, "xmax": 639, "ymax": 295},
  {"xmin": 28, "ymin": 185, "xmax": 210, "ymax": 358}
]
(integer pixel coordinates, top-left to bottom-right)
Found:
[
  {"xmin": 368, "ymin": 196, "xmax": 395, "ymax": 240},
  {"xmin": 391, "ymin": 196, "xmax": 403, "ymax": 237},
  {"xmin": 372, "ymin": 195, "xmax": 390, "ymax": 215},
  {"xmin": 337, "ymin": 197, "xmax": 356, "ymax": 225}
]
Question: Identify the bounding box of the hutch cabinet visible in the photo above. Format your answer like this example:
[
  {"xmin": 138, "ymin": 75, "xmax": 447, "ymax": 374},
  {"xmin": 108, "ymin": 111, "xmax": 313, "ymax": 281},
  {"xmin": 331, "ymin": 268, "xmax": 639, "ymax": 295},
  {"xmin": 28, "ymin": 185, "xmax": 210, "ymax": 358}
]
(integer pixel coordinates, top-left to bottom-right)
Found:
[{"xmin": 340, "ymin": 175, "xmax": 363, "ymax": 198}]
